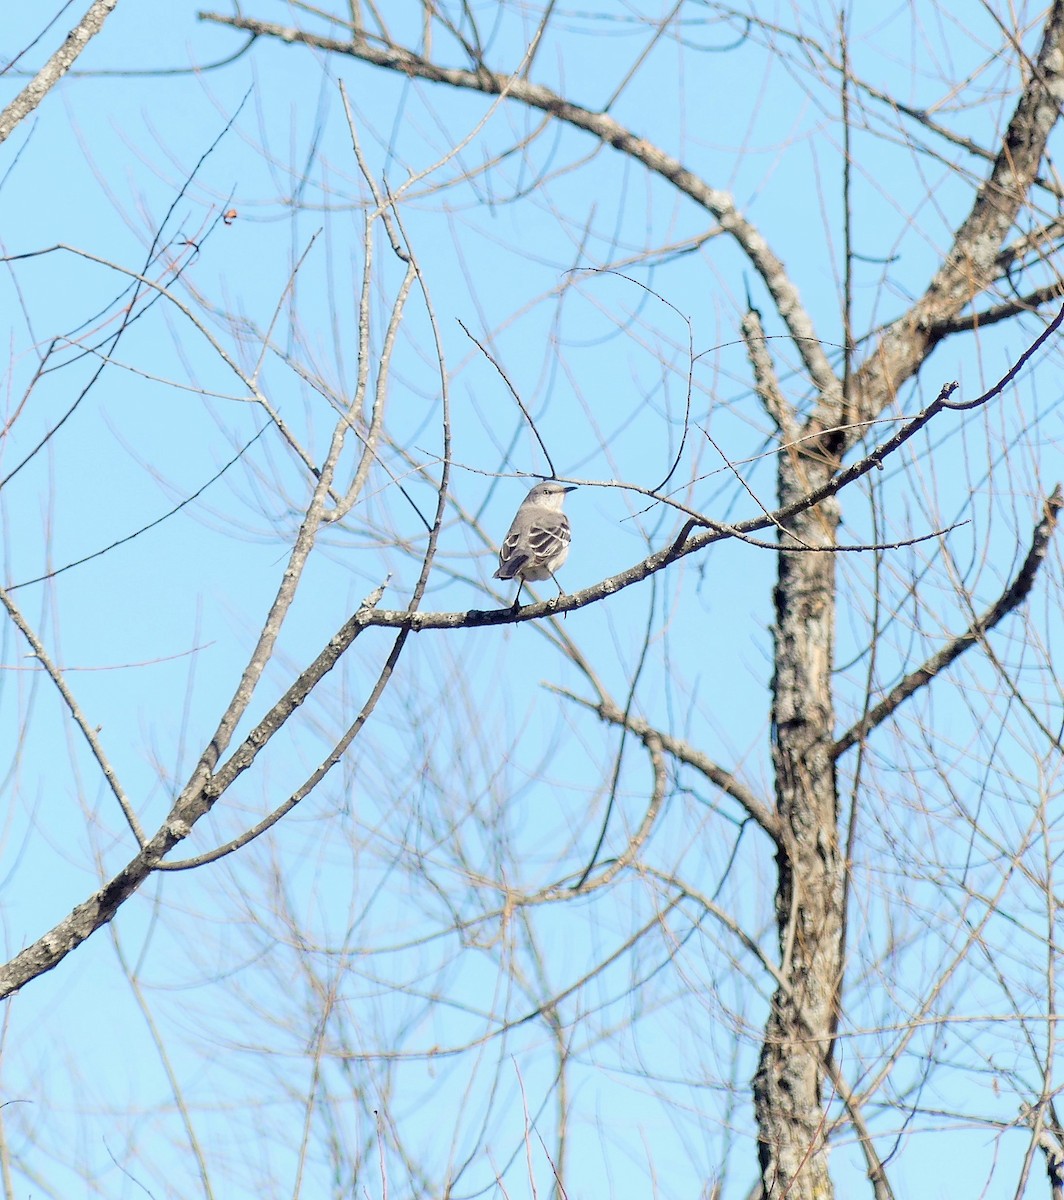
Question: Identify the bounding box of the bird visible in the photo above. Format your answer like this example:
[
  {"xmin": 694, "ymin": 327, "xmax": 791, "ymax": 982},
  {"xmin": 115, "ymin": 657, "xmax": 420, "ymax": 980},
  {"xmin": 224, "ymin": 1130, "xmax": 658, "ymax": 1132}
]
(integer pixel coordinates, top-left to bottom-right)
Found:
[{"xmin": 494, "ymin": 480, "xmax": 576, "ymax": 606}]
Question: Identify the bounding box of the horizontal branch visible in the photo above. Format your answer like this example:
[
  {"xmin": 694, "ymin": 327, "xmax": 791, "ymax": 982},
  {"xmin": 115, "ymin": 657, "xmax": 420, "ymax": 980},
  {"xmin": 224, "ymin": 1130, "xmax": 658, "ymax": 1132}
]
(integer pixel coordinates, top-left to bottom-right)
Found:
[
  {"xmin": 833, "ymin": 484, "xmax": 1064, "ymax": 758},
  {"xmin": 929, "ymin": 281, "xmax": 1064, "ymax": 337},
  {"xmin": 4, "ymin": 333, "xmax": 1053, "ymax": 997}
]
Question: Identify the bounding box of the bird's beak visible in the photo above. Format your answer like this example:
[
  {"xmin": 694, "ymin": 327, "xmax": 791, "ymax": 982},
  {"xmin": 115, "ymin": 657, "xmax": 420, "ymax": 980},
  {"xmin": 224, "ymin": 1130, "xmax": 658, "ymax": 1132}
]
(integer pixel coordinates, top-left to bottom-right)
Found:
[{"xmin": 562, "ymin": 486, "xmax": 577, "ymax": 493}]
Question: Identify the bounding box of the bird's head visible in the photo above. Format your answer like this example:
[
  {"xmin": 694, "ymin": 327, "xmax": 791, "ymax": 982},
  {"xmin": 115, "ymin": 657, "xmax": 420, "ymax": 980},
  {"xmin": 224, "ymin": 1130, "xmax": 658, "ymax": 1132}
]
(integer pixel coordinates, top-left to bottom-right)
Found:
[{"xmin": 524, "ymin": 480, "xmax": 577, "ymax": 508}]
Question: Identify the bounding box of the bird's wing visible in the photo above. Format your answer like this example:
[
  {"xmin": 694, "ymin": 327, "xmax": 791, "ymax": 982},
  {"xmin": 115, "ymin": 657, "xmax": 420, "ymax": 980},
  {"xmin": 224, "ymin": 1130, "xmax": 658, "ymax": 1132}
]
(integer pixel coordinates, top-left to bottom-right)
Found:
[
  {"xmin": 525, "ymin": 515, "xmax": 570, "ymax": 563},
  {"xmin": 494, "ymin": 512, "xmax": 570, "ymax": 579},
  {"xmin": 494, "ymin": 524, "xmax": 530, "ymax": 579}
]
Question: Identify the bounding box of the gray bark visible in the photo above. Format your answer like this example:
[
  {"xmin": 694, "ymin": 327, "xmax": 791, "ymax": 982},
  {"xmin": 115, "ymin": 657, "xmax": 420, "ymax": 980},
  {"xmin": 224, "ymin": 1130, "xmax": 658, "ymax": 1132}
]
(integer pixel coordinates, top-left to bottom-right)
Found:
[
  {"xmin": 9, "ymin": 4, "xmax": 1064, "ymax": 1193},
  {"xmin": 753, "ymin": 449, "xmax": 843, "ymax": 1200},
  {"xmin": 0, "ymin": 0, "xmax": 120, "ymax": 145}
]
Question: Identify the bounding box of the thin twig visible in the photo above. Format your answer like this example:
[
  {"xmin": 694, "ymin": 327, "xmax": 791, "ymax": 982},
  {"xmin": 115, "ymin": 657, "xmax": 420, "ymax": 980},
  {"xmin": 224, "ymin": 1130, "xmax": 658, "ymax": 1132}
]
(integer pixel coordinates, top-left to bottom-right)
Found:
[
  {"xmin": 458, "ymin": 319, "xmax": 557, "ymax": 478},
  {"xmin": 0, "ymin": 583, "xmax": 145, "ymax": 845},
  {"xmin": 833, "ymin": 485, "xmax": 1064, "ymax": 757}
]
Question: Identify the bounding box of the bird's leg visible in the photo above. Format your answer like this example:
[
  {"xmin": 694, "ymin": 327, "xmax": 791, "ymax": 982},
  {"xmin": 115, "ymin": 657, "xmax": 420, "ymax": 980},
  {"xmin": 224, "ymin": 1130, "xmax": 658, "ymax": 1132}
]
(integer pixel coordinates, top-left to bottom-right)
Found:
[{"xmin": 550, "ymin": 572, "xmax": 568, "ymax": 619}]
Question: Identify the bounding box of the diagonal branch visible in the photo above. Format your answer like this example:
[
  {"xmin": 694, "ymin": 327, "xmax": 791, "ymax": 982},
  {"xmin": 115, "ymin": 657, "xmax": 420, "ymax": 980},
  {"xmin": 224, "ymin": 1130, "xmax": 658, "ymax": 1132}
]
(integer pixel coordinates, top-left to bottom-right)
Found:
[
  {"xmin": 0, "ymin": 583, "xmax": 145, "ymax": 846},
  {"xmin": 0, "ymin": 0, "xmax": 121, "ymax": 145},
  {"xmin": 547, "ymin": 685, "xmax": 779, "ymax": 842},
  {"xmin": 1020, "ymin": 1102, "xmax": 1064, "ymax": 1200},
  {"xmin": 833, "ymin": 485, "xmax": 1064, "ymax": 759},
  {"xmin": 848, "ymin": 0, "xmax": 1064, "ymax": 438},
  {"xmin": 0, "ymin": 579, "xmax": 390, "ymax": 1000},
  {"xmin": 741, "ymin": 304, "xmax": 798, "ymax": 443}
]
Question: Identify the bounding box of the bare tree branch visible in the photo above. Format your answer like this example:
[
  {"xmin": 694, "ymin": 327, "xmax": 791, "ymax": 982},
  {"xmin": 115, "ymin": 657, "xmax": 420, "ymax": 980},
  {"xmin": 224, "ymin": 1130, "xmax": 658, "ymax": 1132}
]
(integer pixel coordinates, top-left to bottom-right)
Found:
[
  {"xmin": 848, "ymin": 0, "xmax": 1064, "ymax": 436},
  {"xmin": 547, "ymin": 685, "xmax": 779, "ymax": 842},
  {"xmin": 742, "ymin": 304, "xmax": 798, "ymax": 443},
  {"xmin": 0, "ymin": 0, "xmax": 121, "ymax": 145},
  {"xmin": 197, "ymin": 9, "xmax": 840, "ymax": 401},
  {"xmin": 929, "ymin": 282, "xmax": 1064, "ymax": 336},
  {"xmin": 0, "ymin": 583, "xmax": 145, "ymax": 846},
  {"xmin": 1020, "ymin": 1099, "xmax": 1064, "ymax": 1199},
  {"xmin": 833, "ymin": 484, "xmax": 1064, "ymax": 758}
]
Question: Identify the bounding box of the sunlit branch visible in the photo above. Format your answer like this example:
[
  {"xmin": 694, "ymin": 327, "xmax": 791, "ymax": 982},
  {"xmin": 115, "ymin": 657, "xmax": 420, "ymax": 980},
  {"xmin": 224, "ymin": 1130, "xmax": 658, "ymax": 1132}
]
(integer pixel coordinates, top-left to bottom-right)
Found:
[
  {"xmin": 848, "ymin": 0, "xmax": 1064, "ymax": 435},
  {"xmin": 0, "ymin": 0, "xmax": 120, "ymax": 145},
  {"xmin": 741, "ymin": 304, "xmax": 798, "ymax": 442},
  {"xmin": 1020, "ymin": 1102, "xmax": 1064, "ymax": 1200}
]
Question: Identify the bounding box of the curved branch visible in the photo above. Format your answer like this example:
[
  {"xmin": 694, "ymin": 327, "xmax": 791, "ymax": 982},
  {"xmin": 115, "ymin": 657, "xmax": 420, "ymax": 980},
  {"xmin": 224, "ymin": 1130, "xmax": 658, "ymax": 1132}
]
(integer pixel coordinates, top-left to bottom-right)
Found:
[
  {"xmin": 547, "ymin": 685, "xmax": 779, "ymax": 842},
  {"xmin": 197, "ymin": 9, "xmax": 839, "ymax": 400},
  {"xmin": 572, "ymin": 725, "xmax": 668, "ymax": 893},
  {"xmin": 833, "ymin": 484, "xmax": 1064, "ymax": 759}
]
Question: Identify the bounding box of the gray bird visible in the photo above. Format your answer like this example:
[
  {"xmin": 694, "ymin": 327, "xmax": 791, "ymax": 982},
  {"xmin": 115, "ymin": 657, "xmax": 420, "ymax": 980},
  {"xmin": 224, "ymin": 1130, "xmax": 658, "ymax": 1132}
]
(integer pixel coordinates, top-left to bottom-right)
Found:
[{"xmin": 494, "ymin": 480, "xmax": 576, "ymax": 606}]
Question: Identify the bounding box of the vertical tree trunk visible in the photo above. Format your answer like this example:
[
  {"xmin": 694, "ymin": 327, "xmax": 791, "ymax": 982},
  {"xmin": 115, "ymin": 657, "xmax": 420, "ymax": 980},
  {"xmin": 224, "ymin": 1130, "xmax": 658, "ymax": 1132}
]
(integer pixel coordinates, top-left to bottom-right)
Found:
[{"xmin": 753, "ymin": 445, "xmax": 844, "ymax": 1200}]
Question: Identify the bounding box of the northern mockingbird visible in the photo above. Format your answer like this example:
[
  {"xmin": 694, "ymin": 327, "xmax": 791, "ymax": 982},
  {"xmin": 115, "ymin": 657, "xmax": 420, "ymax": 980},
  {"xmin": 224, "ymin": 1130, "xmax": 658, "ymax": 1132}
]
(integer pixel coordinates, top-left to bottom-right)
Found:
[{"xmin": 494, "ymin": 480, "xmax": 576, "ymax": 605}]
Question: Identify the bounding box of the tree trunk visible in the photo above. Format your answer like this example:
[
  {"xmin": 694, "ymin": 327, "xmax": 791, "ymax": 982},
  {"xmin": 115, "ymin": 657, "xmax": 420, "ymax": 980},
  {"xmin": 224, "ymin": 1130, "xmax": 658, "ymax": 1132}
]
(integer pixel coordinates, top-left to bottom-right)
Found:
[{"xmin": 754, "ymin": 442, "xmax": 844, "ymax": 1200}]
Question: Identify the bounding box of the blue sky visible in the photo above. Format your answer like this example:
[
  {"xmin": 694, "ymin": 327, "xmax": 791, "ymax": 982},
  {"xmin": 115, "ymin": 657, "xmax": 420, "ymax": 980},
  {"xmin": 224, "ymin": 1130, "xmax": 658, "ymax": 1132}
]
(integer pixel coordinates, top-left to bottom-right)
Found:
[{"xmin": 1, "ymin": 3, "xmax": 1063, "ymax": 1198}]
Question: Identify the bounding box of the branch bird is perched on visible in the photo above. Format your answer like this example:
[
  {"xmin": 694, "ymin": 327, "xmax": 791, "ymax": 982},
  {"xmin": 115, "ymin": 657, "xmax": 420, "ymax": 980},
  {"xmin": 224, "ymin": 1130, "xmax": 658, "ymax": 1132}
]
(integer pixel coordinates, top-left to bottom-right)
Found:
[{"xmin": 494, "ymin": 480, "xmax": 576, "ymax": 607}]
